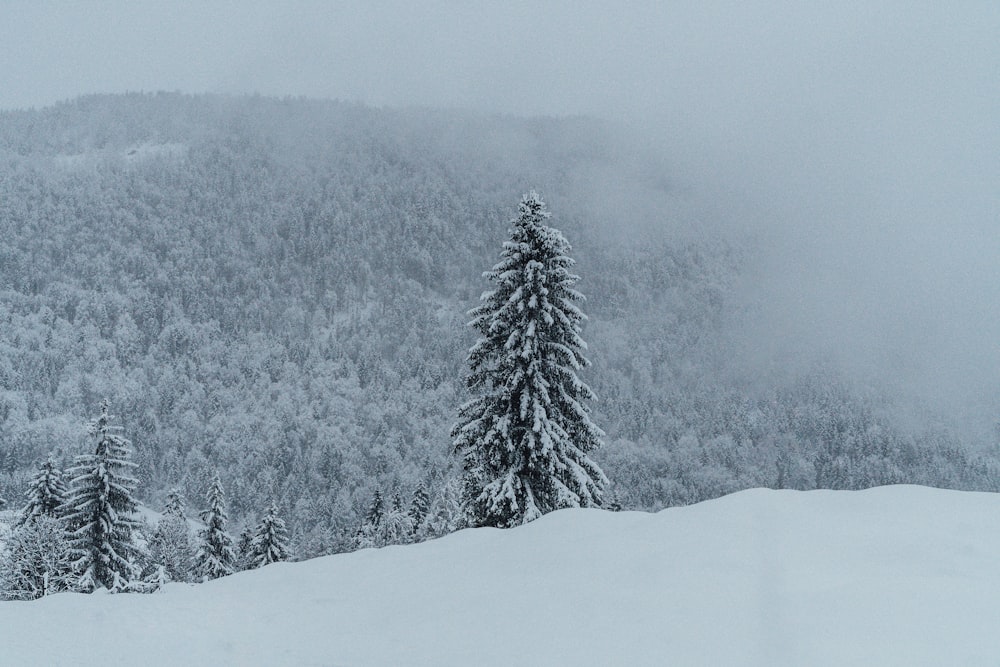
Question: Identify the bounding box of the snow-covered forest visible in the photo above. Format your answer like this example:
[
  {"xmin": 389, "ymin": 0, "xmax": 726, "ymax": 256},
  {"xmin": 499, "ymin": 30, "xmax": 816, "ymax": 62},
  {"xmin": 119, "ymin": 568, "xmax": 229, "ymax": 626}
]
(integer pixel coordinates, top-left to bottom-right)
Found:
[{"xmin": 0, "ymin": 93, "xmax": 997, "ymax": 563}]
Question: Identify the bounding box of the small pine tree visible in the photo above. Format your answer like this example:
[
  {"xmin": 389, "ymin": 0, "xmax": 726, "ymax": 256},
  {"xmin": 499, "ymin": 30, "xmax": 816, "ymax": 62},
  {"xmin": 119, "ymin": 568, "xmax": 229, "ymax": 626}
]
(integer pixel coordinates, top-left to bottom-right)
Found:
[
  {"xmin": 18, "ymin": 454, "xmax": 67, "ymax": 527},
  {"xmin": 409, "ymin": 483, "xmax": 430, "ymax": 536},
  {"xmin": 0, "ymin": 516, "xmax": 72, "ymax": 600},
  {"xmin": 193, "ymin": 473, "xmax": 236, "ymax": 581},
  {"xmin": 418, "ymin": 476, "xmax": 465, "ymax": 540},
  {"xmin": 605, "ymin": 486, "xmax": 624, "ymax": 512},
  {"xmin": 63, "ymin": 400, "xmax": 141, "ymax": 591},
  {"xmin": 249, "ymin": 503, "xmax": 291, "ymax": 567},
  {"xmin": 148, "ymin": 491, "xmax": 194, "ymax": 583},
  {"xmin": 366, "ymin": 490, "xmax": 384, "ymax": 528},
  {"xmin": 164, "ymin": 488, "xmax": 186, "ymax": 519},
  {"xmin": 236, "ymin": 525, "xmax": 255, "ymax": 571},
  {"xmin": 356, "ymin": 490, "xmax": 383, "ymax": 549},
  {"xmin": 356, "ymin": 490, "xmax": 414, "ymax": 549},
  {"xmin": 380, "ymin": 502, "xmax": 414, "ymax": 546},
  {"xmin": 452, "ymin": 192, "xmax": 608, "ymax": 528}
]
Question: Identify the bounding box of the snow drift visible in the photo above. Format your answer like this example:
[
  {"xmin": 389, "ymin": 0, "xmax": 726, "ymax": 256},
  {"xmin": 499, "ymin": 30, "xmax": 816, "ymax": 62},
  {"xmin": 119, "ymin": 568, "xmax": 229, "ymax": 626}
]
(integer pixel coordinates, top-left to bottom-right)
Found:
[{"xmin": 2, "ymin": 485, "xmax": 999, "ymax": 666}]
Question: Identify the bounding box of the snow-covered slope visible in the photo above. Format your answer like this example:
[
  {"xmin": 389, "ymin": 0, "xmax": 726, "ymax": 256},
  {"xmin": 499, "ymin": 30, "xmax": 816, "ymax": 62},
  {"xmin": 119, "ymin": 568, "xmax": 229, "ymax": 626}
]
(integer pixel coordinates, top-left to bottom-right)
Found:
[{"xmin": 2, "ymin": 485, "xmax": 999, "ymax": 666}]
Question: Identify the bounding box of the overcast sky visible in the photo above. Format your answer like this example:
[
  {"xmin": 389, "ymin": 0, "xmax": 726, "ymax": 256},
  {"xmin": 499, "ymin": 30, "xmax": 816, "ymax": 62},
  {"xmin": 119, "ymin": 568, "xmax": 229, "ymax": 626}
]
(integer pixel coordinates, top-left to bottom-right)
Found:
[{"xmin": 3, "ymin": 1, "xmax": 1000, "ymax": 436}]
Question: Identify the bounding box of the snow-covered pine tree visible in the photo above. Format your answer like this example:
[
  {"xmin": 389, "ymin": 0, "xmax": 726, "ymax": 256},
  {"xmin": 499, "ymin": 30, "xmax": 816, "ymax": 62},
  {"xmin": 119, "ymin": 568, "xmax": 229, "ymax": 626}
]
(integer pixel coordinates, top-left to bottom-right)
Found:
[
  {"xmin": 236, "ymin": 526, "xmax": 254, "ymax": 571},
  {"xmin": 367, "ymin": 490, "xmax": 384, "ymax": 528},
  {"xmin": 249, "ymin": 503, "xmax": 291, "ymax": 567},
  {"xmin": 419, "ymin": 476, "xmax": 465, "ymax": 540},
  {"xmin": 17, "ymin": 454, "xmax": 67, "ymax": 527},
  {"xmin": 355, "ymin": 500, "xmax": 414, "ymax": 549},
  {"xmin": 380, "ymin": 499, "xmax": 414, "ymax": 546},
  {"xmin": 148, "ymin": 489, "xmax": 194, "ymax": 583},
  {"xmin": 355, "ymin": 489, "xmax": 387, "ymax": 549},
  {"xmin": 63, "ymin": 400, "xmax": 141, "ymax": 591},
  {"xmin": 193, "ymin": 473, "xmax": 236, "ymax": 581},
  {"xmin": 409, "ymin": 483, "xmax": 430, "ymax": 536},
  {"xmin": 452, "ymin": 191, "xmax": 608, "ymax": 528},
  {"xmin": 164, "ymin": 488, "xmax": 185, "ymax": 519}
]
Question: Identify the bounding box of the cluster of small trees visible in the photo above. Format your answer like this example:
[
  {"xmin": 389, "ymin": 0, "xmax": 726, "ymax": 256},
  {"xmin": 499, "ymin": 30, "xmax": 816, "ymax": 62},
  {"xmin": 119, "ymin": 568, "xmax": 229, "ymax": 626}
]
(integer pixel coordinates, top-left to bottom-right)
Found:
[
  {"xmin": 0, "ymin": 402, "xmax": 292, "ymax": 600},
  {"xmin": 353, "ymin": 481, "xmax": 459, "ymax": 548}
]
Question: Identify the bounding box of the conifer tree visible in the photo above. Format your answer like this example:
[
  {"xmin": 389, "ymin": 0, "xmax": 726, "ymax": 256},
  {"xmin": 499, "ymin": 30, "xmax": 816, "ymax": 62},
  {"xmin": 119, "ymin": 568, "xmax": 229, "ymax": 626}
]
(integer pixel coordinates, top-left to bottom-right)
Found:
[
  {"xmin": 236, "ymin": 526, "xmax": 255, "ymax": 571},
  {"xmin": 355, "ymin": 489, "xmax": 389, "ymax": 549},
  {"xmin": 452, "ymin": 191, "xmax": 608, "ymax": 528},
  {"xmin": 356, "ymin": 499, "xmax": 414, "ymax": 549},
  {"xmin": 419, "ymin": 476, "xmax": 465, "ymax": 540},
  {"xmin": 164, "ymin": 488, "xmax": 186, "ymax": 519},
  {"xmin": 193, "ymin": 473, "xmax": 236, "ymax": 581},
  {"xmin": 149, "ymin": 489, "xmax": 194, "ymax": 583},
  {"xmin": 380, "ymin": 500, "xmax": 414, "ymax": 546},
  {"xmin": 18, "ymin": 454, "xmax": 67, "ymax": 527},
  {"xmin": 63, "ymin": 400, "xmax": 141, "ymax": 591},
  {"xmin": 409, "ymin": 483, "xmax": 430, "ymax": 536},
  {"xmin": 249, "ymin": 503, "xmax": 291, "ymax": 567},
  {"xmin": 366, "ymin": 490, "xmax": 384, "ymax": 528}
]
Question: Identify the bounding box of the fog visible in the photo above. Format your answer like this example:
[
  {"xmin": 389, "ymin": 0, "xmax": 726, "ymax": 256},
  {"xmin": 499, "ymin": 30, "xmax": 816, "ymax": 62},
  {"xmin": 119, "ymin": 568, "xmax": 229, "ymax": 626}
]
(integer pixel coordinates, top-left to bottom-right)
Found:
[{"xmin": 3, "ymin": 2, "xmax": 999, "ymax": 441}]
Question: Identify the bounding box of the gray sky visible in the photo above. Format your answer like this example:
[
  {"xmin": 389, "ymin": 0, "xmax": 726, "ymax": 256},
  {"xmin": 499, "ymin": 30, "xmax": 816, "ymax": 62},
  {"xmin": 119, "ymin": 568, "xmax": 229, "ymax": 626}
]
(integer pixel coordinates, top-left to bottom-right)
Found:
[{"xmin": 3, "ymin": 1, "xmax": 1000, "ymax": 436}]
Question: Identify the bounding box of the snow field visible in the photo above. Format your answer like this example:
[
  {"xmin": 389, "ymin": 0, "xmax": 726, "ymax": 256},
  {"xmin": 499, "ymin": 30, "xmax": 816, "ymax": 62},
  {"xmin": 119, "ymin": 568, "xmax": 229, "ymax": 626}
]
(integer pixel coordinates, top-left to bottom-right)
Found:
[{"xmin": 1, "ymin": 485, "xmax": 998, "ymax": 666}]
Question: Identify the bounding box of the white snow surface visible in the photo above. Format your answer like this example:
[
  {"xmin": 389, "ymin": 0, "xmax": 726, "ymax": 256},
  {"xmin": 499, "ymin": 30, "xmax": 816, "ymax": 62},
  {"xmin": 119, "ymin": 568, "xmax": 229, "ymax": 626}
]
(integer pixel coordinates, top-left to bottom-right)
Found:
[{"xmin": 2, "ymin": 485, "xmax": 999, "ymax": 666}]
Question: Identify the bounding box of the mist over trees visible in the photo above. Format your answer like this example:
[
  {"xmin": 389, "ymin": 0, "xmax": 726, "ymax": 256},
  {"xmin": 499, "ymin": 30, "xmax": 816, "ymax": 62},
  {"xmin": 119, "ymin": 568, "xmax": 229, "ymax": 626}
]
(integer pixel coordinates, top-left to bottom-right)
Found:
[{"xmin": 0, "ymin": 93, "xmax": 996, "ymax": 558}]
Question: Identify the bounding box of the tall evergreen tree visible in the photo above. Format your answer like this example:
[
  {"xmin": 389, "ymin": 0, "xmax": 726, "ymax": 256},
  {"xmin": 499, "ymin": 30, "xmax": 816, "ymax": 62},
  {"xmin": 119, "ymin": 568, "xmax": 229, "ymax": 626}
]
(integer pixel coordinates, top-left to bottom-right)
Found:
[
  {"xmin": 193, "ymin": 473, "xmax": 236, "ymax": 581},
  {"xmin": 249, "ymin": 503, "xmax": 291, "ymax": 567},
  {"xmin": 63, "ymin": 400, "xmax": 141, "ymax": 591},
  {"xmin": 452, "ymin": 191, "xmax": 608, "ymax": 528},
  {"xmin": 18, "ymin": 454, "xmax": 67, "ymax": 527}
]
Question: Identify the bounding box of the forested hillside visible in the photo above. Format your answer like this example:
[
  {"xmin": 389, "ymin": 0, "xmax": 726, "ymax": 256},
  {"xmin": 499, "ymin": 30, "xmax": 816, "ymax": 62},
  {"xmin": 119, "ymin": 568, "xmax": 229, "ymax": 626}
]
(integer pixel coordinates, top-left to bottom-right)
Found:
[{"xmin": 0, "ymin": 93, "xmax": 995, "ymax": 555}]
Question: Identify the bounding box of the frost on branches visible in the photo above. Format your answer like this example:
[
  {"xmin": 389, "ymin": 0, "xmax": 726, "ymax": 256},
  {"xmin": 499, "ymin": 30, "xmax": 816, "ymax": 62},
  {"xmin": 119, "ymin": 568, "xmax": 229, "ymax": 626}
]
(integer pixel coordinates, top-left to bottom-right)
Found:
[
  {"xmin": 62, "ymin": 400, "xmax": 141, "ymax": 592},
  {"xmin": 149, "ymin": 489, "xmax": 195, "ymax": 583},
  {"xmin": 17, "ymin": 454, "xmax": 67, "ymax": 527},
  {"xmin": 452, "ymin": 191, "xmax": 608, "ymax": 528},
  {"xmin": 355, "ymin": 491, "xmax": 414, "ymax": 549},
  {"xmin": 194, "ymin": 474, "xmax": 236, "ymax": 581},
  {"xmin": 0, "ymin": 516, "xmax": 73, "ymax": 600}
]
